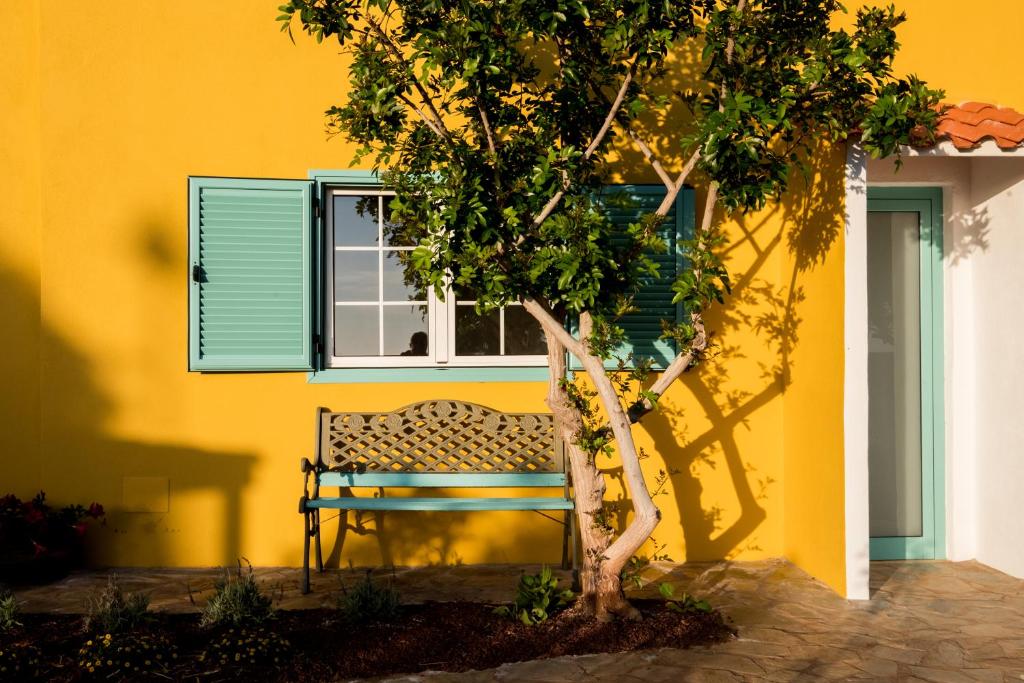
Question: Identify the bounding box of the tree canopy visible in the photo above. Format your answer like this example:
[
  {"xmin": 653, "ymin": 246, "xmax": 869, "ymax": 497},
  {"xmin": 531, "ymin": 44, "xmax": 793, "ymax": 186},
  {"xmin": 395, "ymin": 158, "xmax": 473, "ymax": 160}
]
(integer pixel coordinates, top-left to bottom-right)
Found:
[{"xmin": 279, "ymin": 0, "xmax": 943, "ymax": 618}]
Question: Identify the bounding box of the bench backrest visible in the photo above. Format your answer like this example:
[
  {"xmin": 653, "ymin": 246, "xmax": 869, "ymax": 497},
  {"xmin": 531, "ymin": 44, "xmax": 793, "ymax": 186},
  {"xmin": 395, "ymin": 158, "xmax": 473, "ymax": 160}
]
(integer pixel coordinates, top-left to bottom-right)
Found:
[{"xmin": 315, "ymin": 400, "xmax": 564, "ymax": 483}]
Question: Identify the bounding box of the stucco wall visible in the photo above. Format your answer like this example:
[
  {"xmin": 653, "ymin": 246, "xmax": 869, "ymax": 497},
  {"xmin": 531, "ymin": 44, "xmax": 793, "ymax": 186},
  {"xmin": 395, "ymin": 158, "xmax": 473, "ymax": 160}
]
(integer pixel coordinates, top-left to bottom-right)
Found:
[{"xmin": 0, "ymin": 1, "xmax": 792, "ymax": 572}]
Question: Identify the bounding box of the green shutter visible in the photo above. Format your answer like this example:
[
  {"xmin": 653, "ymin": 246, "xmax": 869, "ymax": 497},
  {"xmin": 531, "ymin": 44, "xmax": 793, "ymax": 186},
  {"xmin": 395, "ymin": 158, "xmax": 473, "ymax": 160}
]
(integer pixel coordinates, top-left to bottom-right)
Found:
[
  {"xmin": 600, "ymin": 184, "xmax": 695, "ymax": 370},
  {"xmin": 188, "ymin": 177, "xmax": 315, "ymax": 371}
]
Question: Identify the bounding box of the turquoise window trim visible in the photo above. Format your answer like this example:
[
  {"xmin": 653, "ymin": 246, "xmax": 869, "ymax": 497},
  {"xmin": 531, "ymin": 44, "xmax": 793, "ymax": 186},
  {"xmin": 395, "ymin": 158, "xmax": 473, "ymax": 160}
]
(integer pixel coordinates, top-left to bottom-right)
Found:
[
  {"xmin": 308, "ymin": 169, "xmax": 381, "ymax": 185},
  {"xmin": 307, "ymin": 367, "xmax": 549, "ymax": 384},
  {"xmin": 867, "ymin": 186, "xmax": 945, "ymax": 561}
]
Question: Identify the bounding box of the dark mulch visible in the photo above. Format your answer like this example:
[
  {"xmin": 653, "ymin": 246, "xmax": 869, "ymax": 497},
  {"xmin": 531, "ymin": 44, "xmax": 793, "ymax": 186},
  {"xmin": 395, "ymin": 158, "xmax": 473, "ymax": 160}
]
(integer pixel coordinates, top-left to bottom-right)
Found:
[{"xmin": 0, "ymin": 601, "xmax": 734, "ymax": 682}]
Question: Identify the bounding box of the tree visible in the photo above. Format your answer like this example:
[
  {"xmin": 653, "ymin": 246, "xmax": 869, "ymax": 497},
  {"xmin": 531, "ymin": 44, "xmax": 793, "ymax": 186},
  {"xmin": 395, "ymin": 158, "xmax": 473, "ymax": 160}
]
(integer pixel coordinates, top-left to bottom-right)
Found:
[{"xmin": 279, "ymin": 0, "xmax": 943, "ymax": 620}]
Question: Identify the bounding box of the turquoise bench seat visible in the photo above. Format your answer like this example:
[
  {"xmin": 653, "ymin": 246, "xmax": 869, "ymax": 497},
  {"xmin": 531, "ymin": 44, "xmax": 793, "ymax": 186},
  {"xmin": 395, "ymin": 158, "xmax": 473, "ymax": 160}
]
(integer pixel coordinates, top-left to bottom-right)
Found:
[{"xmin": 306, "ymin": 496, "xmax": 575, "ymax": 512}]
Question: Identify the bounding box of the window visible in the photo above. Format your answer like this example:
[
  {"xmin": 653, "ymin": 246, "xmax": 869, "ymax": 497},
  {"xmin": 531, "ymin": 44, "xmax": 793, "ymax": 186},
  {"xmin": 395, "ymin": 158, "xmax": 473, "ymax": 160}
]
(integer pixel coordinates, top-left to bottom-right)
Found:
[
  {"xmin": 325, "ymin": 188, "xmax": 548, "ymax": 368},
  {"xmin": 187, "ymin": 175, "xmax": 692, "ymax": 377}
]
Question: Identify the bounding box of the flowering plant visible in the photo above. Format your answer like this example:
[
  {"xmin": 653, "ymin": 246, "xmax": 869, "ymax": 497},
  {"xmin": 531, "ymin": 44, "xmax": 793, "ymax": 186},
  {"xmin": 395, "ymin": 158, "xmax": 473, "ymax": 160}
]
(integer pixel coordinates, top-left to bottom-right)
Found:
[{"xmin": 0, "ymin": 492, "xmax": 104, "ymax": 573}]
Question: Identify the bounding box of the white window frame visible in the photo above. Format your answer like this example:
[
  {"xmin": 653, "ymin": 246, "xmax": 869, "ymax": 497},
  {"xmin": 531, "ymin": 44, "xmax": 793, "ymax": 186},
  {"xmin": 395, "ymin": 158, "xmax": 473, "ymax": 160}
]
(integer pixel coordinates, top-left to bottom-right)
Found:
[{"xmin": 324, "ymin": 187, "xmax": 547, "ymax": 369}]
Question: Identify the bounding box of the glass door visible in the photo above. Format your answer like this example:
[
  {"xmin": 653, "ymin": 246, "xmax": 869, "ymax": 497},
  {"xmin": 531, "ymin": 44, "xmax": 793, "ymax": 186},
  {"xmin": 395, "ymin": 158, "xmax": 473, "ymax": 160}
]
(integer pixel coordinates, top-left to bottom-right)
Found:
[{"xmin": 867, "ymin": 188, "xmax": 945, "ymax": 561}]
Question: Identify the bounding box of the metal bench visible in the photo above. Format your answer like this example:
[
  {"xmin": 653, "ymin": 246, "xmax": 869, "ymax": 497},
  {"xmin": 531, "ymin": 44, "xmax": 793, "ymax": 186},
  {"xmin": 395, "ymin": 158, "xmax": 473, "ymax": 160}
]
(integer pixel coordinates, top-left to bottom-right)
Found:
[{"xmin": 299, "ymin": 400, "xmax": 577, "ymax": 593}]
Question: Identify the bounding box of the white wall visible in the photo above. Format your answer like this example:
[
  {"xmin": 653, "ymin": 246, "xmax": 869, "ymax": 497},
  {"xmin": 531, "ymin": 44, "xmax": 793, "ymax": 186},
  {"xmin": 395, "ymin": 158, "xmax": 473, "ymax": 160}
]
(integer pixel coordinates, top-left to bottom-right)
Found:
[{"xmin": 866, "ymin": 154, "xmax": 1024, "ymax": 579}]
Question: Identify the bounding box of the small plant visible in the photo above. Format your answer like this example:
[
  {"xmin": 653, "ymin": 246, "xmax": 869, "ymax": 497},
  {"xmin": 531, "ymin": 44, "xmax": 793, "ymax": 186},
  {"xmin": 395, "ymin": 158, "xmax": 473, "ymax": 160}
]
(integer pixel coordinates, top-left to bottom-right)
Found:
[
  {"xmin": 200, "ymin": 559, "xmax": 273, "ymax": 627},
  {"xmin": 658, "ymin": 582, "xmax": 712, "ymax": 615},
  {"xmin": 336, "ymin": 570, "xmax": 400, "ymax": 624},
  {"xmin": 84, "ymin": 576, "xmax": 150, "ymax": 635},
  {"xmin": 197, "ymin": 626, "xmax": 289, "ymax": 671},
  {"xmin": 0, "ymin": 643, "xmax": 42, "ymax": 680},
  {"xmin": 76, "ymin": 632, "xmax": 177, "ymax": 679},
  {"xmin": 0, "ymin": 590, "xmax": 20, "ymax": 633},
  {"xmin": 494, "ymin": 566, "xmax": 575, "ymax": 626},
  {"xmin": 0, "ymin": 492, "xmax": 104, "ymax": 575}
]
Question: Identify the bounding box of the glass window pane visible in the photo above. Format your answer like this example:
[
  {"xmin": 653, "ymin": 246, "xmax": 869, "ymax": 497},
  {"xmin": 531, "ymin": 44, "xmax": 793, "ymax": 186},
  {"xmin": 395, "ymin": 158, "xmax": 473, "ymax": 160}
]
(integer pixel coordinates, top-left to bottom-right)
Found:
[
  {"xmin": 455, "ymin": 305, "xmax": 500, "ymax": 356},
  {"xmin": 383, "ymin": 305, "xmax": 429, "ymax": 356},
  {"xmin": 334, "ymin": 251, "xmax": 378, "ymax": 301},
  {"xmin": 335, "ymin": 305, "xmax": 379, "ymax": 356},
  {"xmin": 383, "ymin": 251, "xmax": 422, "ymax": 301},
  {"xmin": 504, "ymin": 306, "xmax": 547, "ymax": 355},
  {"xmin": 383, "ymin": 199, "xmax": 415, "ymax": 247},
  {"xmin": 868, "ymin": 211, "xmax": 923, "ymax": 538},
  {"xmin": 333, "ymin": 195, "xmax": 379, "ymax": 247}
]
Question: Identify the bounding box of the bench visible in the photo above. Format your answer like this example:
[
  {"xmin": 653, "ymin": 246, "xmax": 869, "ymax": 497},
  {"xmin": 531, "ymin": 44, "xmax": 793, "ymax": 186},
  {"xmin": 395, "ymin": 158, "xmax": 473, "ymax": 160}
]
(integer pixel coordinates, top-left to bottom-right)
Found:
[{"xmin": 299, "ymin": 400, "xmax": 577, "ymax": 593}]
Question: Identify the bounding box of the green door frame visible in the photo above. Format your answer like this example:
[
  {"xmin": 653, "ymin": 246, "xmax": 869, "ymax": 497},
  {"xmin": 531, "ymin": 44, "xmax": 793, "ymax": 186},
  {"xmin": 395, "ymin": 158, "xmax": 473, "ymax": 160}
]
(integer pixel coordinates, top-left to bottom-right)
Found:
[{"xmin": 867, "ymin": 187, "xmax": 946, "ymax": 561}]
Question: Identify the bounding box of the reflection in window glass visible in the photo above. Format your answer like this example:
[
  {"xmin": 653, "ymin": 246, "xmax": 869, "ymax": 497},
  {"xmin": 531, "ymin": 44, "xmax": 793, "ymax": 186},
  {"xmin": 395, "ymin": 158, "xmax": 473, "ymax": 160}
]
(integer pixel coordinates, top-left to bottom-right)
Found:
[
  {"xmin": 334, "ymin": 251, "xmax": 378, "ymax": 301},
  {"xmin": 383, "ymin": 305, "xmax": 429, "ymax": 356},
  {"xmin": 383, "ymin": 201, "xmax": 414, "ymax": 247},
  {"xmin": 334, "ymin": 305, "xmax": 379, "ymax": 356},
  {"xmin": 333, "ymin": 195, "xmax": 379, "ymax": 247},
  {"xmin": 455, "ymin": 306, "xmax": 500, "ymax": 356},
  {"xmin": 382, "ymin": 251, "xmax": 422, "ymax": 301},
  {"xmin": 504, "ymin": 306, "xmax": 547, "ymax": 355}
]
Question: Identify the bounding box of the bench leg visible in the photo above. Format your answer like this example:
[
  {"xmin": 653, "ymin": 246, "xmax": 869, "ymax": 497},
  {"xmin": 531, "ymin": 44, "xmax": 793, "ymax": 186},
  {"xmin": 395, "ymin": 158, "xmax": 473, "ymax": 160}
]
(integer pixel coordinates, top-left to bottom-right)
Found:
[
  {"xmin": 561, "ymin": 509, "xmax": 570, "ymax": 570},
  {"xmin": 301, "ymin": 508, "xmax": 311, "ymax": 594},
  {"xmin": 570, "ymin": 510, "xmax": 580, "ymax": 592},
  {"xmin": 314, "ymin": 508, "xmax": 324, "ymax": 573}
]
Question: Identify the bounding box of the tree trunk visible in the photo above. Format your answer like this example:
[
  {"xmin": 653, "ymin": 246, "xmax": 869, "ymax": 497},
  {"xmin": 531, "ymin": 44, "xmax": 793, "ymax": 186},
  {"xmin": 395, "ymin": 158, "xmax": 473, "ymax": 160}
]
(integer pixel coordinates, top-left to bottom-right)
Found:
[{"xmin": 538, "ymin": 311, "xmax": 659, "ymax": 621}]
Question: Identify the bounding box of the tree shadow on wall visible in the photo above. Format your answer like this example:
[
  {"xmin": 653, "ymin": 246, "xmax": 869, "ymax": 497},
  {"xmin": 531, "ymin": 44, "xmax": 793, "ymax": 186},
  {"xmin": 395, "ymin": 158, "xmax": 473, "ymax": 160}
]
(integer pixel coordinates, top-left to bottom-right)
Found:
[
  {"xmin": 0, "ymin": 252, "xmax": 258, "ymax": 569},
  {"xmin": 620, "ymin": 144, "xmax": 845, "ymax": 562}
]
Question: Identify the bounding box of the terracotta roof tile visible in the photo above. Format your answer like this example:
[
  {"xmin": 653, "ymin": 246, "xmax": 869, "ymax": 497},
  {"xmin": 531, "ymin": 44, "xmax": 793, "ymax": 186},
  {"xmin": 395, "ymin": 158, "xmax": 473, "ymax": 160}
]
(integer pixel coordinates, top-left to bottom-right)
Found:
[{"xmin": 937, "ymin": 102, "xmax": 1024, "ymax": 150}]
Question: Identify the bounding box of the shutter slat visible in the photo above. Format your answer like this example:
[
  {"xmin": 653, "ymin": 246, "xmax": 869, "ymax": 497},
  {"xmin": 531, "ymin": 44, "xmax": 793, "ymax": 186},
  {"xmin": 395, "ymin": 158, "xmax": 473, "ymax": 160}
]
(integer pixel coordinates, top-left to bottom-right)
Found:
[
  {"xmin": 584, "ymin": 184, "xmax": 694, "ymax": 371},
  {"xmin": 189, "ymin": 177, "xmax": 313, "ymax": 371}
]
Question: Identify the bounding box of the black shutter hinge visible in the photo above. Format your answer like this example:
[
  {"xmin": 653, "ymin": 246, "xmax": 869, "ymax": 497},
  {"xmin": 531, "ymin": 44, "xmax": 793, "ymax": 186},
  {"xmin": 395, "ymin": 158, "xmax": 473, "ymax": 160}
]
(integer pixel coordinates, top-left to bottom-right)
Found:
[
  {"xmin": 313, "ymin": 333, "xmax": 323, "ymax": 355},
  {"xmin": 314, "ymin": 200, "xmax": 321, "ymax": 219},
  {"xmin": 191, "ymin": 264, "xmax": 202, "ymax": 283}
]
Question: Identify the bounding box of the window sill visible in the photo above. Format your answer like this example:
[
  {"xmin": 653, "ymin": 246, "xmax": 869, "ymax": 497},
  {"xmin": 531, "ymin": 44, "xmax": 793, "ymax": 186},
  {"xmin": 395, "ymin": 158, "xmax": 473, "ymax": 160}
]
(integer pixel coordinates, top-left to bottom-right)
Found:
[{"xmin": 306, "ymin": 366, "xmax": 550, "ymax": 384}]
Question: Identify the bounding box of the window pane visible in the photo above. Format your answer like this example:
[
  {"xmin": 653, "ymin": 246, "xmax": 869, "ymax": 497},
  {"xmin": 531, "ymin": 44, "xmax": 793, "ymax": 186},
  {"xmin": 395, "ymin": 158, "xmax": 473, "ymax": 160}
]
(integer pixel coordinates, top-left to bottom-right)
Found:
[
  {"xmin": 504, "ymin": 306, "xmax": 547, "ymax": 355},
  {"xmin": 383, "ymin": 251, "xmax": 422, "ymax": 301},
  {"xmin": 334, "ymin": 251, "xmax": 378, "ymax": 301},
  {"xmin": 868, "ymin": 211, "xmax": 923, "ymax": 538},
  {"xmin": 335, "ymin": 305, "xmax": 379, "ymax": 356},
  {"xmin": 383, "ymin": 305, "xmax": 429, "ymax": 356},
  {"xmin": 333, "ymin": 195, "xmax": 379, "ymax": 247},
  {"xmin": 455, "ymin": 305, "xmax": 500, "ymax": 356},
  {"xmin": 383, "ymin": 200, "xmax": 415, "ymax": 247}
]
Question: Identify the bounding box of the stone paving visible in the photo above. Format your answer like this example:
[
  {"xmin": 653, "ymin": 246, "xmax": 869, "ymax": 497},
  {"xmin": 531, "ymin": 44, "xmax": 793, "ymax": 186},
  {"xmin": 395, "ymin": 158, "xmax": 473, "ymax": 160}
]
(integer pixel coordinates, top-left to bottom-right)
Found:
[{"xmin": 10, "ymin": 559, "xmax": 1024, "ymax": 681}]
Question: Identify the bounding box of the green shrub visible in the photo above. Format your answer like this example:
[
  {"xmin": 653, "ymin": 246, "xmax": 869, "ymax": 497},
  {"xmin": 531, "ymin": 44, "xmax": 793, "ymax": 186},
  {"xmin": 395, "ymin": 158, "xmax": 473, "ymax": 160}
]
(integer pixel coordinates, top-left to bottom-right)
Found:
[
  {"xmin": 84, "ymin": 576, "xmax": 150, "ymax": 635},
  {"xmin": 197, "ymin": 626, "xmax": 289, "ymax": 670},
  {"xmin": 658, "ymin": 582, "xmax": 712, "ymax": 614},
  {"xmin": 76, "ymin": 632, "xmax": 177, "ymax": 680},
  {"xmin": 0, "ymin": 643, "xmax": 42, "ymax": 681},
  {"xmin": 200, "ymin": 560, "xmax": 273, "ymax": 627},
  {"xmin": 494, "ymin": 566, "xmax": 575, "ymax": 625},
  {"xmin": 0, "ymin": 591, "xmax": 20, "ymax": 633},
  {"xmin": 336, "ymin": 570, "xmax": 400, "ymax": 624}
]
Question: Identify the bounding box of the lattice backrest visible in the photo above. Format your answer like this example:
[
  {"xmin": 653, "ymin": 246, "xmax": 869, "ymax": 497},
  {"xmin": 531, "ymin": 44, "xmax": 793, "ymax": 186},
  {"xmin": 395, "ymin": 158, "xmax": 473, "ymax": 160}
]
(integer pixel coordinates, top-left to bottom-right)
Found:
[{"xmin": 318, "ymin": 400, "xmax": 563, "ymax": 473}]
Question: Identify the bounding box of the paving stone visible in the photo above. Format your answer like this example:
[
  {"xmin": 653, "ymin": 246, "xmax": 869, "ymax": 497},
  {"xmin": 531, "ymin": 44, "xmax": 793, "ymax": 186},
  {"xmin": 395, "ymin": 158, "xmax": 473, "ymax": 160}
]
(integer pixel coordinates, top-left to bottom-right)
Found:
[{"xmin": 11, "ymin": 558, "xmax": 1024, "ymax": 682}]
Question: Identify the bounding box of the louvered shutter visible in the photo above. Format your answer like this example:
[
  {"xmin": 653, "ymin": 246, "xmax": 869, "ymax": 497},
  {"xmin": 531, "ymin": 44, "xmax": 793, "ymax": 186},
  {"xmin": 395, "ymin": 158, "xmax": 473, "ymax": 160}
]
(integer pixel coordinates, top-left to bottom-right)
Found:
[
  {"xmin": 600, "ymin": 184, "xmax": 695, "ymax": 370},
  {"xmin": 188, "ymin": 177, "xmax": 315, "ymax": 371}
]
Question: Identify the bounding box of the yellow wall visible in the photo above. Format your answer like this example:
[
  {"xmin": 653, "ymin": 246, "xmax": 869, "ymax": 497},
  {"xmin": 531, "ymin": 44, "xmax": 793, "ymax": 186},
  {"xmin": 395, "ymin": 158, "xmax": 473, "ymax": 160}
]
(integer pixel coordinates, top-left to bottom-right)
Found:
[
  {"xmin": 9, "ymin": 0, "xmax": 1016, "ymax": 591},
  {"xmin": 0, "ymin": 1, "xmax": 43, "ymax": 497}
]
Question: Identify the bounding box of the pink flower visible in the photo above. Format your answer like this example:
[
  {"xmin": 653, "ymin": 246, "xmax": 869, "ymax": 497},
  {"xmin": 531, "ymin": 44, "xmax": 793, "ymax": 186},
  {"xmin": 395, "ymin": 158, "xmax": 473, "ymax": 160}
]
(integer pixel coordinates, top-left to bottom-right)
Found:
[{"xmin": 87, "ymin": 503, "xmax": 105, "ymax": 519}]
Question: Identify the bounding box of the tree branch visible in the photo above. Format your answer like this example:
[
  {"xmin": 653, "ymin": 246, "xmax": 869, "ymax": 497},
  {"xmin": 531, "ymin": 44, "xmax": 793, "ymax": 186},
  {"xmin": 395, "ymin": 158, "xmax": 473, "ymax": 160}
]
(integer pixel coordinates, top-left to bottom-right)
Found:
[
  {"xmin": 477, "ymin": 101, "xmax": 497, "ymax": 155},
  {"xmin": 625, "ymin": 127, "xmax": 674, "ymax": 190},
  {"xmin": 365, "ymin": 15, "xmax": 452, "ymax": 143},
  {"xmin": 629, "ymin": 182, "xmax": 719, "ymax": 421},
  {"xmin": 528, "ymin": 68, "xmax": 635, "ymax": 232}
]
